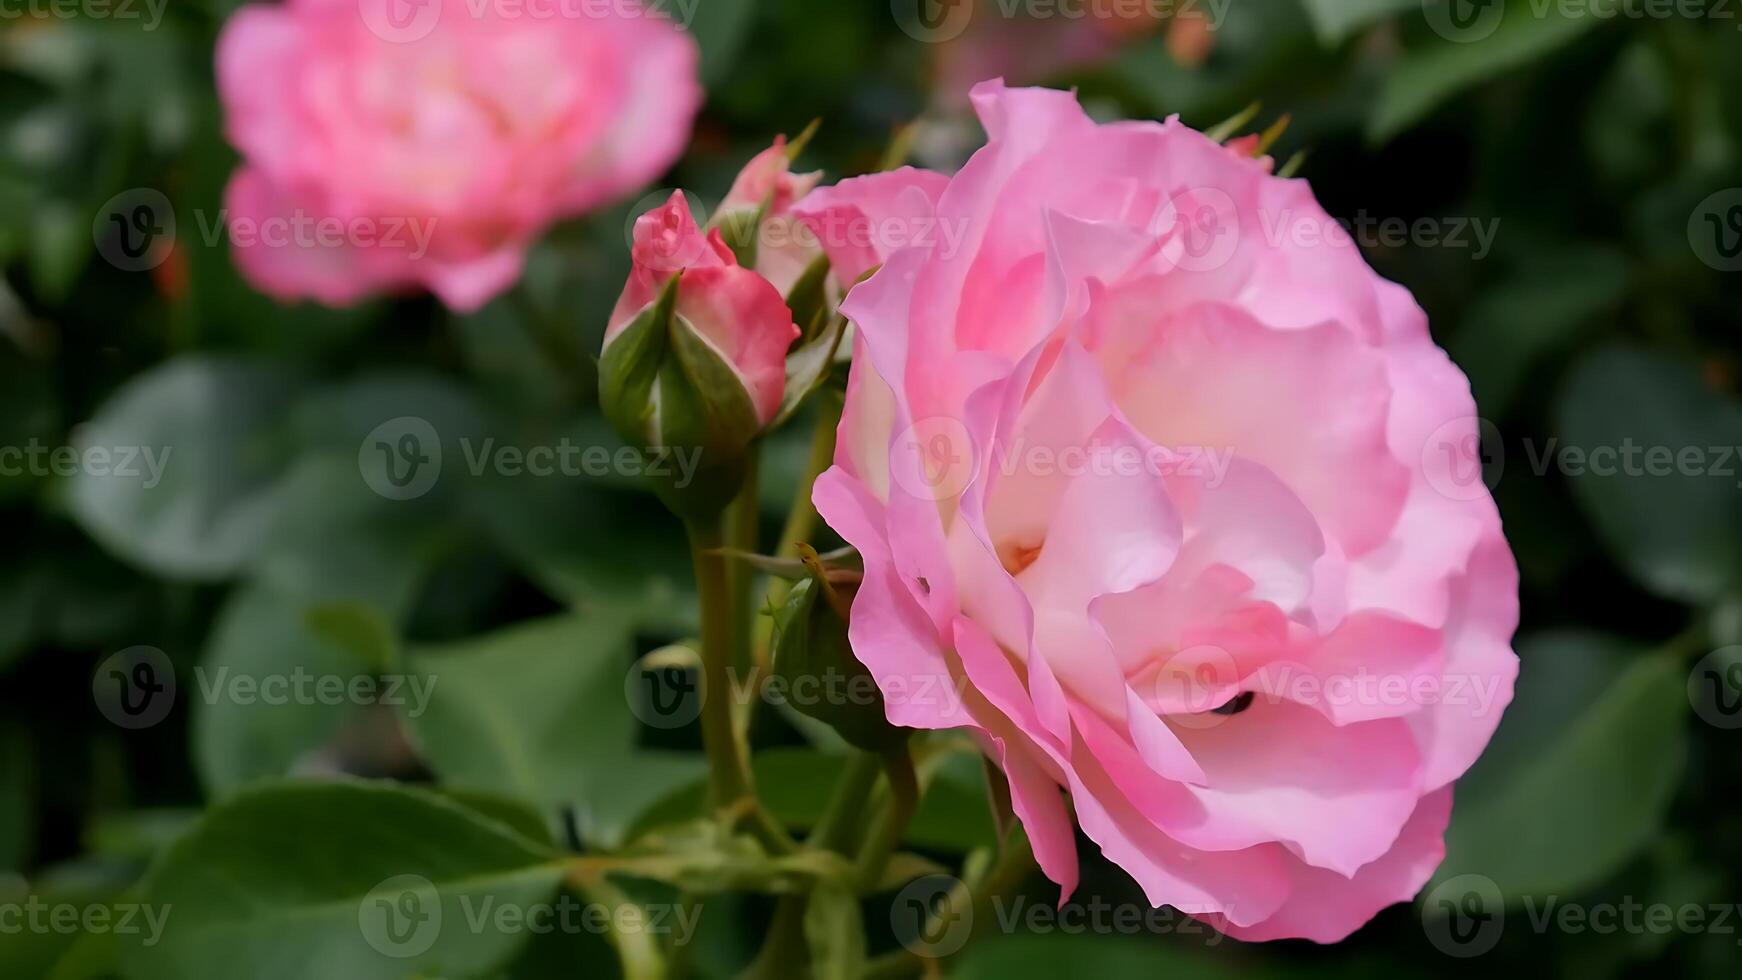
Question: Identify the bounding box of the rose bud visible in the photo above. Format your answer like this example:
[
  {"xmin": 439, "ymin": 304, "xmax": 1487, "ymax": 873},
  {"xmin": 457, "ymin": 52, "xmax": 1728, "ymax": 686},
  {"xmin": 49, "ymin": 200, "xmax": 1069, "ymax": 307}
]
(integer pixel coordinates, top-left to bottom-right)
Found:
[
  {"xmin": 713, "ymin": 135, "xmax": 827, "ymax": 300},
  {"xmin": 600, "ymin": 192, "xmax": 799, "ymax": 519},
  {"xmin": 771, "ymin": 545, "xmax": 906, "ymax": 753}
]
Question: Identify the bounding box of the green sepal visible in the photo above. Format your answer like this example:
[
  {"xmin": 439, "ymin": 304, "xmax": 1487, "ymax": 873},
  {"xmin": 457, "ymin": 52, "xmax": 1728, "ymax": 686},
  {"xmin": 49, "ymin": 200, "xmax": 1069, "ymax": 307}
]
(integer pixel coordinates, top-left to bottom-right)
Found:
[{"xmin": 771, "ymin": 546, "xmax": 906, "ymax": 752}]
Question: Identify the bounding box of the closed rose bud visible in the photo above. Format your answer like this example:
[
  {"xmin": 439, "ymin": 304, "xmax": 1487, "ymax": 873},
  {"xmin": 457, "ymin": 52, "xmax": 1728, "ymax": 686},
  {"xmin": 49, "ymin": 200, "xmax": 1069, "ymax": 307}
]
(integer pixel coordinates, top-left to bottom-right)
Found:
[
  {"xmin": 600, "ymin": 192, "xmax": 799, "ymax": 519},
  {"xmin": 771, "ymin": 546, "xmax": 906, "ymax": 753}
]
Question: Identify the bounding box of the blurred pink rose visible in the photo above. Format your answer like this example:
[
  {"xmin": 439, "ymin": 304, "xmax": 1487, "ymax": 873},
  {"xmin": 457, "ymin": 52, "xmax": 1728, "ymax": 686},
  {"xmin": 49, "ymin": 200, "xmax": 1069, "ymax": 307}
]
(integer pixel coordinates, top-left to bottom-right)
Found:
[
  {"xmin": 217, "ymin": 0, "xmax": 701, "ymax": 312},
  {"xmin": 607, "ymin": 192, "xmax": 798, "ymax": 425},
  {"xmin": 813, "ymin": 82, "xmax": 1519, "ymax": 942}
]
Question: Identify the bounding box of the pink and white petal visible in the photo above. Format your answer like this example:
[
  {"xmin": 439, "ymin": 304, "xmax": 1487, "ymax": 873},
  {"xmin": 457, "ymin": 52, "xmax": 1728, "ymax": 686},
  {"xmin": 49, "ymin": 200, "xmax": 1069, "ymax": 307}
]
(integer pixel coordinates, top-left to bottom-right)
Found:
[
  {"xmin": 1170, "ymin": 701, "xmax": 1425, "ymax": 877},
  {"xmin": 672, "ymin": 265, "xmax": 800, "ymax": 425},
  {"xmin": 1412, "ymin": 535, "xmax": 1520, "ymax": 791},
  {"xmin": 1065, "ymin": 732, "xmax": 1291, "ymax": 926},
  {"xmin": 1112, "ymin": 303, "xmax": 1409, "ymax": 557},
  {"xmin": 1201, "ymin": 788, "xmax": 1453, "ymax": 943},
  {"xmin": 1247, "ymin": 611, "xmax": 1444, "ymax": 726}
]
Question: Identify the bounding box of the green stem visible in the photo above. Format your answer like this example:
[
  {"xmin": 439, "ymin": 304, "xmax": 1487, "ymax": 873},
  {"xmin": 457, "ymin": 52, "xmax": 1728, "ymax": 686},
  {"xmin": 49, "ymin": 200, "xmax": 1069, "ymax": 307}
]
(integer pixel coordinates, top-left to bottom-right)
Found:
[
  {"xmin": 727, "ymin": 451, "xmax": 762, "ymax": 676},
  {"xmin": 855, "ymin": 745, "xmax": 919, "ymax": 890},
  {"xmin": 747, "ymin": 751, "xmax": 885, "ymax": 977},
  {"xmin": 861, "ymin": 829, "xmax": 1040, "ymax": 980},
  {"xmin": 742, "ymin": 895, "xmax": 810, "ymax": 980},
  {"xmin": 687, "ymin": 520, "xmax": 757, "ymax": 813},
  {"xmin": 812, "ymin": 750, "xmax": 885, "ymax": 853},
  {"xmin": 570, "ymin": 876, "xmax": 669, "ymax": 980}
]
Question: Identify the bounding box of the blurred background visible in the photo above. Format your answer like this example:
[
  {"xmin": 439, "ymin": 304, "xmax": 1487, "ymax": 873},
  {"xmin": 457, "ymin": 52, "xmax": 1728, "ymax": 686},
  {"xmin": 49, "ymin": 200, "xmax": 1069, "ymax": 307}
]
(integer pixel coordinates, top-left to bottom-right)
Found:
[{"xmin": 2, "ymin": 0, "xmax": 1741, "ymax": 976}]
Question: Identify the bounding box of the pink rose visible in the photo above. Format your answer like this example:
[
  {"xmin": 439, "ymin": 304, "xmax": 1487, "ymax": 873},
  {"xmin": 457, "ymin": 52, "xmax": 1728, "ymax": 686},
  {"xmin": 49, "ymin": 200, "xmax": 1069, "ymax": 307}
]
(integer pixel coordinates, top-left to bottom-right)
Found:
[
  {"xmin": 216, "ymin": 0, "xmax": 701, "ymax": 312},
  {"xmin": 607, "ymin": 192, "xmax": 798, "ymax": 428},
  {"xmin": 812, "ymin": 82, "xmax": 1519, "ymax": 942}
]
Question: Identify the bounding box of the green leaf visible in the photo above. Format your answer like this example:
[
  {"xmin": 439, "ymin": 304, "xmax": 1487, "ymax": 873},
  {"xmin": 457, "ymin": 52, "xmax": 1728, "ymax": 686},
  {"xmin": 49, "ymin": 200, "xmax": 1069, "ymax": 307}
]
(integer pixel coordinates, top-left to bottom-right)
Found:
[
  {"xmin": 64, "ymin": 356, "xmax": 303, "ymax": 580},
  {"xmin": 465, "ymin": 465, "xmax": 696, "ymax": 636},
  {"xmin": 1298, "ymin": 0, "xmax": 1415, "ymax": 45},
  {"xmin": 400, "ymin": 613, "xmax": 703, "ymax": 847},
  {"xmin": 305, "ymin": 601, "xmax": 398, "ymax": 675},
  {"xmin": 121, "ymin": 780, "xmax": 566, "ymax": 980},
  {"xmin": 1450, "ymin": 245, "xmax": 1630, "ymax": 418},
  {"xmin": 1433, "ymin": 647, "xmax": 1690, "ymax": 901},
  {"xmin": 1556, "ymin": 347, "xmax": 1742, "ymax": 603},
  {"xmin": 1371, "ymin": 2, "xmax": 1607, "ymax": 142},
  {"xmin": 194, "ymin": 584, "xmax": 387, "ymax": 796},
  {"xmin": 0, "ymin": 877, "xmax": 124, "ymax": 980}
]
